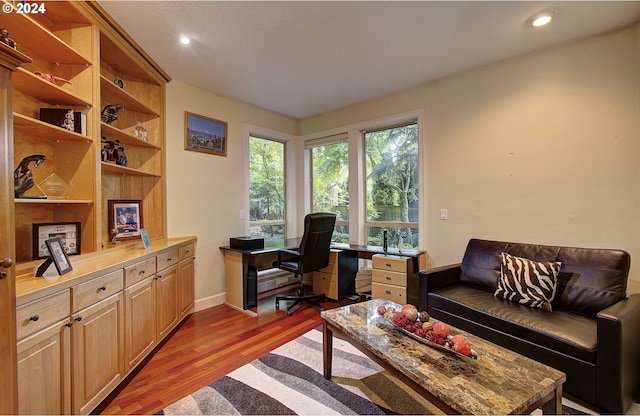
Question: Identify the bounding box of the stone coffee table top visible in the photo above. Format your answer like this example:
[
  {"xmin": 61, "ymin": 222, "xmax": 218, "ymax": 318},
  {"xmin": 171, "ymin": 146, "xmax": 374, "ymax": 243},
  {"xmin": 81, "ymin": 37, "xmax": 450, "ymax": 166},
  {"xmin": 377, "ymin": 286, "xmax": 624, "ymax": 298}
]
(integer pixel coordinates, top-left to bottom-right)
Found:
[{"xmin": 321, "ymin": 298, "xmax": 566, "ymax": 415}]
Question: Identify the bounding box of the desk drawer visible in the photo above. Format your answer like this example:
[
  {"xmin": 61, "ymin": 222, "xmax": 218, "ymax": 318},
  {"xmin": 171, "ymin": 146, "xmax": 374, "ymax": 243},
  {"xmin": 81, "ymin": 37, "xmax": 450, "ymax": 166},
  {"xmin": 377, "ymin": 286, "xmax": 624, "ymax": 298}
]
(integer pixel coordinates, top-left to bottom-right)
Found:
[
  {"xmin": 372, "ymin": 269, "xmax": 406, "ymax": 286},
  {"xmin": 157, "ymin": 249, "xmax": 179, "ymax": 271},
  {"xmin": 313, "ymin": 271, "xmax": 338, "ymax": 300},
  {"xmin": 16, "ymin": 290, "xmax": 70, "ymax": 340},
  {"xmin": 124, "ymin": 258, "xmax": 157, "ymax": 287},
  {"xmin": 372, "ymin": 254, "xmax": 409, "ymax": 273},
  {"xmin": 71, "ymin": 270, "xmax": 123, "ymax": 313},
  {"xmin": 372, "ymin": 282, "xmax": 406, "ymax": 305}
]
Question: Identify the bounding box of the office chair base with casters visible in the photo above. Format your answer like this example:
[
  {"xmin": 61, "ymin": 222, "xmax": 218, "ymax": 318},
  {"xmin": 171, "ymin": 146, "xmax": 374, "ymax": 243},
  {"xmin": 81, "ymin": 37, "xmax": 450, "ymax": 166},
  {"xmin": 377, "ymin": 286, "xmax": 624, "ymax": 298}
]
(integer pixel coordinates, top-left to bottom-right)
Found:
[{"xmin": 275, "ymin": 283, "xmax": 325, "ymax": 316}]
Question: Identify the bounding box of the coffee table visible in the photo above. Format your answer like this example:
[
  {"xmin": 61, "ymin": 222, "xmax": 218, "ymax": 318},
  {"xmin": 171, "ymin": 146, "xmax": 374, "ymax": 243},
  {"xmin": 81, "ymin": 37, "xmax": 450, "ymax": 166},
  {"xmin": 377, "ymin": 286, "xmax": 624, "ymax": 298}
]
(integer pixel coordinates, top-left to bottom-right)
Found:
[{"xmin": 321, "ymin": 299, "xmax": 566, "ymax": 415}]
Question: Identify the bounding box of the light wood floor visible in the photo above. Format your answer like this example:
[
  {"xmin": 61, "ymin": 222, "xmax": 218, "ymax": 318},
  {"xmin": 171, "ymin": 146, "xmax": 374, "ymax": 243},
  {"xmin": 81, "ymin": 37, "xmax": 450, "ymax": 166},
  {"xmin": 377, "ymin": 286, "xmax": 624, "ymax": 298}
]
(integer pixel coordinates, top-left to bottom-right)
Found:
[{"xmin": 100, "ymin": 286, "xmax": 355, "ymax": 415}]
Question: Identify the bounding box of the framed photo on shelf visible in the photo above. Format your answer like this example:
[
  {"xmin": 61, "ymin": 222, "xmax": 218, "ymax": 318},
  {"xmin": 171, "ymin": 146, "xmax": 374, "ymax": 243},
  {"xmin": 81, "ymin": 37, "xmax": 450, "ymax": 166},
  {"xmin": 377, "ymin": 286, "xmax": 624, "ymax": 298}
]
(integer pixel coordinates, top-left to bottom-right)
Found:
[
  {"xmin": 108, "ymin": 200, "xmax": 142, "ymax": 240},
  {"xmin": 45, "ymin": 237, "xmax": 73, "ymax": 275},
  {"xmin": 184, "ymin": 111, "xmax": 227, "ymax": 157},
  {"xmin": 32, "ymin": 222, "xmax": 81, "ymax": 260}
]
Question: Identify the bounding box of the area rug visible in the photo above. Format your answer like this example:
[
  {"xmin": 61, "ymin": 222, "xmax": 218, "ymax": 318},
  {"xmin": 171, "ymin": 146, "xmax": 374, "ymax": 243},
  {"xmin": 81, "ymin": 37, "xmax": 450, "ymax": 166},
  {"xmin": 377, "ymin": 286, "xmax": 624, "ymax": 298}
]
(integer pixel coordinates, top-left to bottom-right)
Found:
[{"xmin": 158, "ymin": 327, "xmax": 592, "ymax": 415}]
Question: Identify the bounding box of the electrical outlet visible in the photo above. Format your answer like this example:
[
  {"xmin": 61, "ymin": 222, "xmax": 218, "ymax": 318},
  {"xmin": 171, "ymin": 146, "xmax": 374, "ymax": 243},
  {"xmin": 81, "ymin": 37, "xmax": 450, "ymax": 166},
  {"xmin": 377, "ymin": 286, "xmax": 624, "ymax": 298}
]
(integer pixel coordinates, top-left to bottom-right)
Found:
[{"xmin": 440, "ymin": 209, "xmax": 448, "ymax": 220}]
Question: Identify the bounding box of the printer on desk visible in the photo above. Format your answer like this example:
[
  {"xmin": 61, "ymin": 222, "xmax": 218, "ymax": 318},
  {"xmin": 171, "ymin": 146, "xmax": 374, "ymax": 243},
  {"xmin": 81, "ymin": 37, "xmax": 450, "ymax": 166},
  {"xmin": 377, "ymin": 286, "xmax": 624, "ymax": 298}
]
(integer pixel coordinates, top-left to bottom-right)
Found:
[{"xmin": 229, "ymin": 236, "xmax": 264, "ymax": 250}]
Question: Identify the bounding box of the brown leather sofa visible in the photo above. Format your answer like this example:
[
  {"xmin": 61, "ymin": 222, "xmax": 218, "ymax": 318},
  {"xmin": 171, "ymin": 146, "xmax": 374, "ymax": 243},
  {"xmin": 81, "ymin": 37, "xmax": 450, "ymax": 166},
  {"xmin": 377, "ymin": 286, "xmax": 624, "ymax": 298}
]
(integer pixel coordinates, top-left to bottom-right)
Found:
[{"xmin": 418, "ymin": 238, "xmax": 640, "ymax": 414}]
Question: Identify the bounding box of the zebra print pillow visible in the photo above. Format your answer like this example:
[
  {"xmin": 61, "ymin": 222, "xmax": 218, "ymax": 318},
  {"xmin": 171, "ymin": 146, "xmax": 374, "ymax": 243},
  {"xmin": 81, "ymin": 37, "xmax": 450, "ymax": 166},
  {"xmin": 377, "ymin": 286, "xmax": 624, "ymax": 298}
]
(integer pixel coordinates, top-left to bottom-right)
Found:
[{"xmin": 494, "ymin": 252, "xmax": 561, "ymax": 311}]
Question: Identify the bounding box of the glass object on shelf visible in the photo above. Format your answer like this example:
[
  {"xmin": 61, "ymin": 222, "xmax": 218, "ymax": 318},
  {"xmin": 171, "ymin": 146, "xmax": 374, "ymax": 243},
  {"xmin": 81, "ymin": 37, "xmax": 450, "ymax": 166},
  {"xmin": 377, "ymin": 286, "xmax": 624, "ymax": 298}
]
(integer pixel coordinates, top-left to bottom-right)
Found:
[
  {"xmin": 114, "ymin": 76, "xmax": 124, "ymax": 89},
  {"xmin": 37, "ymin": 173, "xmax": 70, "ymax": 199},
  {"xmin": 134, "ymin": 121, "xmax": 148, "ymax": 141}
]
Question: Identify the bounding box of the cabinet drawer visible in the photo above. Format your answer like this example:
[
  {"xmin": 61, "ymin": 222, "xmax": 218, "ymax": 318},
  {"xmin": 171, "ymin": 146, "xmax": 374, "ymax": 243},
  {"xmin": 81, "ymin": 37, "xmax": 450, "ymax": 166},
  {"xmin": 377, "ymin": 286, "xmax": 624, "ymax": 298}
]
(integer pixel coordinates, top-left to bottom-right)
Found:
[
  {"xmin": 372, "ymin": 269, "xmax": 407, "ymax": 286},
  {"xmin": 179, "ymin": 243, "xmax": 195, "ymax": 260},
  {"xmin": 157, "ymin": 249, "xmax": 179, "ymax": 271},
  {"xmin": 372, "ymin": 282, "xmax": 406, "ymax": 304},
  {"xmin": 124, "ymin": 258, "xmax": 157, "ymax": 287},
  {"xmin": 16, "ymin": 290, "xmax": 70, "ymax": 340},
  {"xmin": 313, "ymin": 271, "xmax": 333, "ymax": 296},
  {"xmin": 71, "ymin": 270, "xmax": 124, "ymax": 313},
  {"xmin": 372, "ymin": 254, "xmax": 409, "ymax": 273}
]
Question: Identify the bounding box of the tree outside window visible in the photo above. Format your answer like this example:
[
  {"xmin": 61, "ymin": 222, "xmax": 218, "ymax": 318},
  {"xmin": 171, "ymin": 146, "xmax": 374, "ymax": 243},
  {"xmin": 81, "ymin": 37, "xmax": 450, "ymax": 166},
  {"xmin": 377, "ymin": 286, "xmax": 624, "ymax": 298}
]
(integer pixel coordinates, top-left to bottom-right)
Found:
[
  {"xmin": 249, "ymin": 136, "xmax": 285, "ymax": 246},
  {"xmin": 365, "ymin": 123, "xmax": 419, "ymax": 249},
  {"xmin": 311, "ymin": 141, "xmax": 349, "ymax": 243}
]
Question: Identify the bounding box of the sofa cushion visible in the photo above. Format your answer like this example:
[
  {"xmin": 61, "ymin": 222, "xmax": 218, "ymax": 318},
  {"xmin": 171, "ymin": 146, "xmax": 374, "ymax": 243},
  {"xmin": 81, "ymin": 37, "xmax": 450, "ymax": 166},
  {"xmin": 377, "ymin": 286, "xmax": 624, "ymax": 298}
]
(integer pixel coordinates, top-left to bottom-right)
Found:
[
  {"xmin": 494, "ymin": 252, "xmax": 561, "ymax": 311},
  {"xmin": 460, "ymin": 238, "xmax": 631, "ymax": 317},
  {"xmin": 429, "ymin": 285, "xmax": 597, "ymax": 363}
]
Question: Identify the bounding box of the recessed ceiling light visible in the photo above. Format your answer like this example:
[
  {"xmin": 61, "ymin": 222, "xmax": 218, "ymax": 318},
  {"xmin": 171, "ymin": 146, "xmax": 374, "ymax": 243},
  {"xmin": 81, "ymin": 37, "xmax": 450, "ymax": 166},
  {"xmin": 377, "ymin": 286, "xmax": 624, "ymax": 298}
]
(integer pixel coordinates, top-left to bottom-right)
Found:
[
  {"xmin": 180, "ymin": 36, "xmax": 190, "ymax": 45},
  {"xmin": 529, "ymin": 11, "xmax": 555, "ymax": 27}
]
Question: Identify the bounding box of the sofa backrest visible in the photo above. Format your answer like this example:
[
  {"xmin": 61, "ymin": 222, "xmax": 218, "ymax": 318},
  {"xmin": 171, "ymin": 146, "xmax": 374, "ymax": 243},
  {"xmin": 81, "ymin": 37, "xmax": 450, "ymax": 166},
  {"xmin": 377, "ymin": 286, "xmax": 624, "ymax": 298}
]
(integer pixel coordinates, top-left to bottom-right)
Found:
[{"xmin": 459, "ymin": 238, "xmax": 630, "ymax": 316}]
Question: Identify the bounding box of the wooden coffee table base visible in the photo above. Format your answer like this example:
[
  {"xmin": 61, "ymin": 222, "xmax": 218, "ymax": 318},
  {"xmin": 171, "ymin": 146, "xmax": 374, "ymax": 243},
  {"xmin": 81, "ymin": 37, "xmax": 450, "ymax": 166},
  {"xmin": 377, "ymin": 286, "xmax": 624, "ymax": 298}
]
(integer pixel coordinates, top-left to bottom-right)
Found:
[{"xmin": 321, "ymin": 300, "xmax": 565, "ymax": 415}]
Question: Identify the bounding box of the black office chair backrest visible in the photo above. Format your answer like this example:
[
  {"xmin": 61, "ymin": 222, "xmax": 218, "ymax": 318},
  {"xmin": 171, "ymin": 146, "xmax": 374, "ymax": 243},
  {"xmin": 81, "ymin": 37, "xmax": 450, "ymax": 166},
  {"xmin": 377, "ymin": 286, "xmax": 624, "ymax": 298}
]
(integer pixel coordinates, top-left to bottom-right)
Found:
[{"xmin": 297, "ymin": 212, "xmax": 336, "ymax": 273}]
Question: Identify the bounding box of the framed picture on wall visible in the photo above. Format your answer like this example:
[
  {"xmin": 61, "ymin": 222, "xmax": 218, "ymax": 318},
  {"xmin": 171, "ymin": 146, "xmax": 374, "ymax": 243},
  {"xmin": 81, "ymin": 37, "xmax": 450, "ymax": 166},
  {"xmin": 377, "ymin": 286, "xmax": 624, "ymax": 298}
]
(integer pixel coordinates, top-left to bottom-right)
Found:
[
  {"xmin": 184, "ymin": 111, "xmax": 228, "ymax": 157},
  {"xmin": 108, "ymin": 199, "xmax": 142, "ymax": 240}
]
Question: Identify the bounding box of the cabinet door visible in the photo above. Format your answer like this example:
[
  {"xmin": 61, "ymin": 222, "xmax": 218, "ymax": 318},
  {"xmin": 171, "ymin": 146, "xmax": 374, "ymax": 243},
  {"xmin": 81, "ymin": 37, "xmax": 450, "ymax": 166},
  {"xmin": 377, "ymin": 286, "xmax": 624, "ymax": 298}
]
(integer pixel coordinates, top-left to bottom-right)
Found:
[
  {"xmin": 124, "ymin": 276, "xmax": 156, "ymax": 372},
  {"xmin": 179, "ymin": 257, "xmax": 195, "ymax": 318},
  {"xmin": 17, "ymin": 320, "xmax": 71, "ymax": 415},
  {"xmin": 71, "ymin": 293, "xmax": 124, "ymax": 415},
  {"xmin": 156, "ymin": 264, "xmax": 179, "ymax": 339}
]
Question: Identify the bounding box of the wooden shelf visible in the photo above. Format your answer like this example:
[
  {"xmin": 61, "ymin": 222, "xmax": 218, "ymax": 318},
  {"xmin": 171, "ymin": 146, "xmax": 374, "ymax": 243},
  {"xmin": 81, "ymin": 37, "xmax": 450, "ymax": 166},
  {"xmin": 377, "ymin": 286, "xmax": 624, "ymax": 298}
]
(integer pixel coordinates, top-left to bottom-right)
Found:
[
  {"xmin": 1, "ymin": 2, "xmax": 91, "ymax": 65},
  {"xmin": 14, "ymin": 113, "xmax": 91, "ymax": 143},
  {"xmin": 100, "ymin": 76, "xmax": 159, "ymax": 116},
  {"xmin": 101, "ymin": 162, "xmax": 160, "ymax": 177},
  {"xmin": 101, "ymin": 122, "xmax": 159, "ymax": 149},
  {"xmin": 14, "ymin": 68, "xmax": 91, "ymax": 107},
  {"xmin": 15, "ymin": 198, "xmax": 93, "ymax": 204}
]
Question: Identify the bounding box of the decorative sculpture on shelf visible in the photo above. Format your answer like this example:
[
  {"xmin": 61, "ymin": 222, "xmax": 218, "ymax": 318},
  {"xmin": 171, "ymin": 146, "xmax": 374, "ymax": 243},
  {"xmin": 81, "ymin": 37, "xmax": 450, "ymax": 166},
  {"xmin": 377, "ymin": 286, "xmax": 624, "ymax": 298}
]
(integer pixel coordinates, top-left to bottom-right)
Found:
[
  {"xmin": 101, "ymin": 137, "xmax": 128, "ymax": 167},
  {"xmin": 134, "ymin": 121, "xmax": 148, "ymax": 141},
  {"xmin": 14, "ymin": 155, "xmax": 46, "ymax": 198},
  {"xmin": 0, "ymin": 29, "xmax": 17, "ymax": 49},
  {"xmin": 101, "ymin": 104, "xmax": 121, "ymax": 125},
  {"xmin": 34, "ymin": 71, "xmax": 72, "ymax": 85}
]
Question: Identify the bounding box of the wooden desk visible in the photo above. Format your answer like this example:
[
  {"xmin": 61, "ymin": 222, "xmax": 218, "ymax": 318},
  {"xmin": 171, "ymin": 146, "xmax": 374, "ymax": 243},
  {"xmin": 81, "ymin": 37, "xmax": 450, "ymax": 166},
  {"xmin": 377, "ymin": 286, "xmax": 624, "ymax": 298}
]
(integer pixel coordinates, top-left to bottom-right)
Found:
[{"xmin": 219, "ymin": 241, "xmax": 426, "ymax": 315}]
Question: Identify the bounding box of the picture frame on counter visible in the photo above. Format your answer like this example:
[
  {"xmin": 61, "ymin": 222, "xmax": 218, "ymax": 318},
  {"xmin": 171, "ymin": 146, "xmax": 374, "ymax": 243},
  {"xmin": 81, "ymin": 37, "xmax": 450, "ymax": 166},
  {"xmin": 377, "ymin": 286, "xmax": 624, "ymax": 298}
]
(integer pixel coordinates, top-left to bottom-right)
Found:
[
  {"xmin": 36, "ymin": 237, "xmax": 73, "ymax": 277},
  {"xmin": 32, "ymin": 221, "xmax": 81, "ymax": 260},
  {"xmin": 109, "ymin": 199, "xmax": 142, "ymax": 240}
]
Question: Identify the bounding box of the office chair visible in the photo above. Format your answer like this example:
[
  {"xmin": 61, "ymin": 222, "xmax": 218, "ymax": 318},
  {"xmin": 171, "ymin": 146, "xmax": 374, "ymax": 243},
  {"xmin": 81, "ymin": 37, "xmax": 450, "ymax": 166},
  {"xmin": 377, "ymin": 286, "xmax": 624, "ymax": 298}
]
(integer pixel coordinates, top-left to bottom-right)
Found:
[{"xmin": 274, "ymin": 212, "xmax": 336, "ymax": 316}]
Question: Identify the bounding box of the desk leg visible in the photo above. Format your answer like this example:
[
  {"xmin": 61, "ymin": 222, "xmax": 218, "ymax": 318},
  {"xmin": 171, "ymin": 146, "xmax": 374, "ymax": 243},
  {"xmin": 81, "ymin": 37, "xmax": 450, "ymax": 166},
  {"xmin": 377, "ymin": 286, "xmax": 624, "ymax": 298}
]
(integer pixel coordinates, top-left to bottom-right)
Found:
[{"xmin": 322, "ymin": 320, "xmax": 333, "ymax": 379}]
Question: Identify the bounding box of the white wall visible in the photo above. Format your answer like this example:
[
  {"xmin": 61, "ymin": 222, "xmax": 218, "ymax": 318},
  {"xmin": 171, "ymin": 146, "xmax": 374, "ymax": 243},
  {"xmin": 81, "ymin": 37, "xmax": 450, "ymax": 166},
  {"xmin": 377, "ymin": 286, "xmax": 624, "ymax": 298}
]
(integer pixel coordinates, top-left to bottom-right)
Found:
[
  {"xmin": 165, "ymin": 81, "xmax": 298, "ymax": 310},
  {"xmin": 301, "ymin": 24, "xmax": 640, "ymax": 293}
]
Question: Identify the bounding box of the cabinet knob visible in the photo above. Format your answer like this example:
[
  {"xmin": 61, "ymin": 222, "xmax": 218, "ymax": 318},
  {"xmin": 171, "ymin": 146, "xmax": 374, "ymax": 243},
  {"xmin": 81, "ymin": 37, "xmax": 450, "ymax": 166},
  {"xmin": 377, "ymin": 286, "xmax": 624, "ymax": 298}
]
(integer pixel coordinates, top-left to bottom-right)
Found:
[
  {"xmin": 385, "ymin": 276, "xmax": 392, "ymax": 280},
  {"xmin": 99, "ymin": 286, "xmax": 107, "ymax": 291},
  {"xmin": 65, "ymin": 321, "xmax": 73, "ymax": 328},
  {"xmin": 0, "ymin": 271, "xmax": 6, "ymax": 280},
  {"xmin": 166, "ymin": 258, "xmax": 172, "ymax": 262},
  {"xmin": 29, "ymin": 314, "xmax": 40, "ymax": 322},
  {"xmin": 385, "ymin": 263, "xmax": 392, "ymax": 267},
  {"xmin": 385, "ymin": 290, "xmax": 391, "ymax": 295},
  {"xmin": 139, "ymin": 270, "xmax": 146, "ymax": 275},
  {"xmin": 75, "ymin": 316, "xmax": 83, "ymax": 322},
  {"xmin": 1, "ymin": 258, "xmax": 12, "ymax": 269}
]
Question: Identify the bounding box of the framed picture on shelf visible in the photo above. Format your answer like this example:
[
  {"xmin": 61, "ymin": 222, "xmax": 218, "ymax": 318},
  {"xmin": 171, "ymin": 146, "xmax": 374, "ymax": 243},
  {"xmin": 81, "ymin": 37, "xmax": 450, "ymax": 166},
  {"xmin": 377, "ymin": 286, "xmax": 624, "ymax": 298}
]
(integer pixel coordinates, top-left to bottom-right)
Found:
[
  {"xmin": 32, "ymin": 222, "xmax": 81, "ymax": 260},
  {"xmin": 108, "ymin": 200, "xmax": 142, "ymax": 240},
  {"xmin": 184, "ymin": 111, "xmax": 227, "ymax": 157},
  {"xmin": 45, "ymin": 237, "xmax": 73, "ymax": 275}
]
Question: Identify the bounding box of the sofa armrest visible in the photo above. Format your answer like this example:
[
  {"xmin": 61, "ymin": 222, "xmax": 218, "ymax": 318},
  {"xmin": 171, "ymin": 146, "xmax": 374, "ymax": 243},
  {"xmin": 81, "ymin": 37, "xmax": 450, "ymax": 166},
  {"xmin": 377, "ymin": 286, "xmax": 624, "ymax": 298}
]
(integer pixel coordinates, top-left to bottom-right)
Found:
[
  {"xmin": 596, "ymin": 293, "xmax": 640, "ymax": 413},
  {"xmin": 418, "ymin": 263, "xmax": 461, "ymax": 311}
]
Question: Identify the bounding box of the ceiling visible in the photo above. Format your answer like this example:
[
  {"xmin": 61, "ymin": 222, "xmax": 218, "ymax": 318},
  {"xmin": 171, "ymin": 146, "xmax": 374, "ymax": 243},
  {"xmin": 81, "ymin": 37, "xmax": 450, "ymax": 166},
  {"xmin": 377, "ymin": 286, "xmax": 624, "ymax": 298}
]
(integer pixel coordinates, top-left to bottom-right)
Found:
[{"xmin": 97, "ymin": 1, "xmax": 640, "ymax": 119}]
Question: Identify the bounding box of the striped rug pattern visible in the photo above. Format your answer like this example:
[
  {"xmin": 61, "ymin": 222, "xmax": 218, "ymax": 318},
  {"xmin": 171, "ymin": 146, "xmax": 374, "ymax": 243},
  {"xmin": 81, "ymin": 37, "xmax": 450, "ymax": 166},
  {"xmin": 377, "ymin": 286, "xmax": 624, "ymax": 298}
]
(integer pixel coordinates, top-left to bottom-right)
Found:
[{"xmin": 159, "ymin": 327, "xmax": 439, "ymax": 415}]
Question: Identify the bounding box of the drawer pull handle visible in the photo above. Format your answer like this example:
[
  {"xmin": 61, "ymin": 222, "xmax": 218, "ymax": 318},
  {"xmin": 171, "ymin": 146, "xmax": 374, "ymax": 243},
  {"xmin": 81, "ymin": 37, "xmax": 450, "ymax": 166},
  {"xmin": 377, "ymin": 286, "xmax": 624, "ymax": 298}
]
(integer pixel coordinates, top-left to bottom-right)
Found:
[
  {"xmin": 99, "ymin": 286, "xmax": 107, "ymax": 291},
  {"xmin": 385, "ymin": 290, "xmax": 391, "ymax": 295},
  {"xmin": 65, "ymin": 321, "xmax": 73, "ymax": 328},
  {"xmin": 166, "ymin": 258, "xmax": 172, "ymax": 262},
  {"xmin": 385, "ymin": 263, "xmax": 392, "ymax": 267},
  {"xmin": 139, "ymin": 270, "xmax": 146, "ymax": 275},
  {"xmin": 29, "ymin": 314, "xmax": 39, "ymax": 322},
  {"xmin": 385, "ymin": 276, "xmax": 392, "ymax": 280},
  {"xmin": 75, "ymin": 316, "xmax": 83, "ymax": 322}
]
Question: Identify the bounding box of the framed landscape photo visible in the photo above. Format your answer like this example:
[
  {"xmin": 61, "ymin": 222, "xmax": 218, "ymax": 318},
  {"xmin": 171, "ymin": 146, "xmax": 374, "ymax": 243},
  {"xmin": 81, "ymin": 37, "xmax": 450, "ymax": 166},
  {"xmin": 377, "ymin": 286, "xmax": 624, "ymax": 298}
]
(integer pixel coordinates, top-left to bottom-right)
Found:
[
  {"xmin": 32, "ymin": 222, "xmax": 81, "ymax": 260},
  {"xmin": 108, "ymin": 199, "xmax": 142, "ymax": 240},
  {"xmin": 184, "ymin": 111, "xmax": 227, "ymax": 157}
]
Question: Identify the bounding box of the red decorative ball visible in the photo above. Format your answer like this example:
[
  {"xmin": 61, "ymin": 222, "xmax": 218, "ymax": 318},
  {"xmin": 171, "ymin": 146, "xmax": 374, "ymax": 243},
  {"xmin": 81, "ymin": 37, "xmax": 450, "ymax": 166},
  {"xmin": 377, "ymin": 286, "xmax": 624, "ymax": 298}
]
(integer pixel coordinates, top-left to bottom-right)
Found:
[
  {"xmin": 377, "ymin": 305, "xmax": 387, "ymax": 315},
  {"xmin": 433, "ymin": 322, "xmax": 450, "ymax": 338}
]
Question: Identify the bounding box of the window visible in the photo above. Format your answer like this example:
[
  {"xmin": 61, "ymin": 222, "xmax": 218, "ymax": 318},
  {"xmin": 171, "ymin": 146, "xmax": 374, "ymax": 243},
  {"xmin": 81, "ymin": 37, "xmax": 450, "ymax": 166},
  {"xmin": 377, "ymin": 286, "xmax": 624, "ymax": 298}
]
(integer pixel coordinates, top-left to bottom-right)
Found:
[
  {"xmin": 364, "ymin": 123, "xmax": 419, "ymax": 249},
  {"xmin": 310, "ymin": 141, "xmax": 349, "ymax": 243},
  {"xmin": 249, "ymin": 136, "xmax": 285, "ymax": 246}
]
